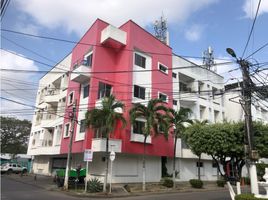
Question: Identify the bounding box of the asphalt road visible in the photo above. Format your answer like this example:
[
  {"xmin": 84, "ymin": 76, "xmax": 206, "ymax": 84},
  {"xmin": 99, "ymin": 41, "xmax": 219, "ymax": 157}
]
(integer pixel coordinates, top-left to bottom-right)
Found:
[{"xmin": 1, "ymin": 175, "xmax": 231, "ymax": 200}]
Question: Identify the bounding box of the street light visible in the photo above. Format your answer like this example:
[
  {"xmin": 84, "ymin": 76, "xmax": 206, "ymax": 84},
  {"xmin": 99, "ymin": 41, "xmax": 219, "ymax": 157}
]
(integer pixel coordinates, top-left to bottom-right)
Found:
[
  {"xmin": 226, "ymin": 48, "xmax": 237, "ymax": 59},
  {"xmin": 226, "ymin": 48, "xmax": 259, "ymax": 195}
]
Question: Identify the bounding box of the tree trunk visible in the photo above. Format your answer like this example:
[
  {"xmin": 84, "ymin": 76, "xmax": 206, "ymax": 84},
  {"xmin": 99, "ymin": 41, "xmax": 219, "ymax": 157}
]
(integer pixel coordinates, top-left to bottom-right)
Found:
[
  {"xmin": 103, "ymin": 136, "xmax": 109, "ymax": 193},
  {"xmin": 142, "ymin": 136, "xmax": 147, "ymax": 191},
  {"xmin": 198, "ymin": 155, "xmax": 201, "ymax": 180},
  {"xmin": 172, "ymin": 136, "xmax": 177, "ymax": 189}
]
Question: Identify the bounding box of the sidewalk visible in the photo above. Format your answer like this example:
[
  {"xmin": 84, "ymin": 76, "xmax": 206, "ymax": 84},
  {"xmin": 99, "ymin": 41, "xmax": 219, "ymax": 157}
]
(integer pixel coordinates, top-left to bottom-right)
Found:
[{"xmin": 6, "ymin": 173, "xmax": 235, "ymax": 198}]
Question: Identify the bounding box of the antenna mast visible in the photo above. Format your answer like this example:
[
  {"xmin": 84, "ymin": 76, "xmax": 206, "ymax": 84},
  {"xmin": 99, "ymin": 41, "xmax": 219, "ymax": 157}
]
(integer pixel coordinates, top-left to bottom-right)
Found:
[{"xmin": 154, "ymin": 15, "xmax": 169, "ymax": 45}]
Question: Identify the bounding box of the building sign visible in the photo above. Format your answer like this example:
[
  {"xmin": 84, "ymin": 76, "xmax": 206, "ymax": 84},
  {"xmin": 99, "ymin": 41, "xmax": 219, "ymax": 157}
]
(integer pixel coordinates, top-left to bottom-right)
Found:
[{"xmin": 84, "ymin": 149, "xmax": 93, "ymax": 162}]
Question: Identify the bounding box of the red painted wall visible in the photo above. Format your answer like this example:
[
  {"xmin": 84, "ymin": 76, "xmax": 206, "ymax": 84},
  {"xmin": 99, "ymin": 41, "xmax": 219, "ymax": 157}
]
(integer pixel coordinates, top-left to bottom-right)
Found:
[{"xmin": 60, "ymin": 19, "xmax": 174, "ymax": 157}]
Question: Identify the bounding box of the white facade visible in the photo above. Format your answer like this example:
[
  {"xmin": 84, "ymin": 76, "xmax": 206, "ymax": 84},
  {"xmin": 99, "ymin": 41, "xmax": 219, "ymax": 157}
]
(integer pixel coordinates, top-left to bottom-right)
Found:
[
  {"xmin": 28, "ymin": 54, "xmax": 72, "ymax": 156},
  {"xmin": 172, "ymin": 55, "xmax": 225, "ymax": 123},
  {"xmin": 224, "ymin": 83, "xmax": 268, "ymax": 123}
]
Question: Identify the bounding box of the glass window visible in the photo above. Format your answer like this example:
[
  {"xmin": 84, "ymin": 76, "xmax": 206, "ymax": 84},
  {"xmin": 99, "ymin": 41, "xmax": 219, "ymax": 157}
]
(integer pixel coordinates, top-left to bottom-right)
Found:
[
  {"xmin": 134, "ymin": 53, "xmax": 146, "ymax": 68},
  {"xmin": 98, "ymin": 82, "xmax": 112, "ymax": 99},
  {"xmin": 79, "ymin": 119, "xmax": 86, "ymax": 133},
  {"xmin": 64, "ymin": 123, "xmax": 70, "ymax": 137},
  {"xmin": 196, "ymin": 162, "xmax": 203, "ymax": 167},
  {"xmin": 133, "ymin": 120, "xmax": 145, "ymax": 134},
  {"xmin": 134, "ymin": 85, "xmax": 145, "ymax": 99},
  {"xmin": 83, "ymin": 84, "xmax": 89, "ymax": 98},
  {"xmin": 86, "ymin": 54, "xmax": 93, "ymax": 67},
  {"xmin": 172, "ymin": 72, "xmax": 177, "ymax": 78},
  {"xmin": 159, "ymin": 92, "xmax": 168, "ymax": 102},
  {"xmin": 173, "ymin": 100, "xmax": 177, "ymax": 105},
  {"xmin": 158, "ymin": 63, "xmax": 168, "ymax": 74},
  {"xmin": 68, "ymin": 92, "xmax": 74, "ymax": 105}
]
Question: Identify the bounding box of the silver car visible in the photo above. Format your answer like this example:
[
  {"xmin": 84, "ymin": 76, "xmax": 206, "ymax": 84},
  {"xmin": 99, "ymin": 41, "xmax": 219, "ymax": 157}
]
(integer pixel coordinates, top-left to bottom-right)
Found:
[{"xmin": 0, "ymin": 163, "xmax": 27, "ymax": 174}]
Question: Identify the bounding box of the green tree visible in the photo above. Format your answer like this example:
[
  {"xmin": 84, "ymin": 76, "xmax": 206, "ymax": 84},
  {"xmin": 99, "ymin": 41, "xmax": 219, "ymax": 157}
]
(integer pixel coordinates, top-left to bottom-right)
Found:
[
  {"xmin": 253, "ymin": 121, "xmax": 268, "ymax": 158},
  {"xmin": 182, "ymin": 122, "xmax": 245, "ymax": 181},
  {"xmin": 0, "ymin": 116, "xmax": 31, "ymax": 155},
  {"xmin": 166, "ymin": 108, "xmax": 192, "ymax": 188},
  {"xmin": 129, "ymin": 98, "xmax": 168, "ymax": 191},
  {"xmin": 85, "ymin": 95, "xmax": 126, "ymax": 193}
]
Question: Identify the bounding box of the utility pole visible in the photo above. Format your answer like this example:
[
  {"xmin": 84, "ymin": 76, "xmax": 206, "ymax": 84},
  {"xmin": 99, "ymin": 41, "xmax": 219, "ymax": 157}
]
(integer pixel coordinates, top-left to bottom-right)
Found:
[
  {"xmin": 240, "ymin": 59, "xmax": 259, "ymax": 195},
  {"xmin": 64, "ymin": 100, "xmax": 77, "ymax": 190},
  {"xmin": 226, "ymin": 48, "xmax": 259, "ymax": 195}
]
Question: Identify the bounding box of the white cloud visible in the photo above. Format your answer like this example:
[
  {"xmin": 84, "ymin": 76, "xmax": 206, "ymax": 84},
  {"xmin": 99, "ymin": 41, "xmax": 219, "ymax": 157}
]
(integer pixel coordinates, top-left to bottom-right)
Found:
[
  {"xmin": 0, "ymin": 50, "xmax": 39, "ymax": 120},
  {"xmin": 243, "ymin": 0, "xmax": 268, "ymax": 19},
  {"xmin": 184, "ymin": 24, "xmax": 204, "ymax": 42},
  {"xmin": 14, "ymin": 0, "xmax": 218, "ymax": 36}
]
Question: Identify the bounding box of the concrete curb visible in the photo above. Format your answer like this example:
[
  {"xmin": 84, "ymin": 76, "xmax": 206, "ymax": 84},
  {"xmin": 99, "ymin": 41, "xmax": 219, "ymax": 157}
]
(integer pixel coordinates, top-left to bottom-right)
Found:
[{"xmin": 5, "ymin": 175, "xmax": 230, "ymax": 198}]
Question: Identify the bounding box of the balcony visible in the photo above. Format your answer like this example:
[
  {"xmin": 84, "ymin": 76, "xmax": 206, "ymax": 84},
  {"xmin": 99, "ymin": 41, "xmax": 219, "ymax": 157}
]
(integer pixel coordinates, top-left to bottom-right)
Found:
[
  {"xmin": 100, "ymin": 25, "xmax": 127, "ymax": 48},
  {"xmin": 91, "ymin": 138, "xmax": 122, "ymax": 153},
  {"xmin": 44, "ymin": 90, "xmax": 60, "ymax": 105},
  {"xmin": 70, "ymin": 60, "xmax": 91, "ymax": 83},
  {"xmin": 40, "ymin": 114, "xmax": 56, "ymax": 128}
]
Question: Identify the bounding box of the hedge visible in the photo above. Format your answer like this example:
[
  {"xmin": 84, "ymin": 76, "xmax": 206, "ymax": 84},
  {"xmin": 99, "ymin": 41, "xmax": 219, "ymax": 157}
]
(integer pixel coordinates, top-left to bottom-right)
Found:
[
  {"xmin": 189, "ymin": 179, "xmax": 203, "ymax": 188},
  {"xmin": 235, "ymin": 194, "xmax": 268, "ymax": 200}
]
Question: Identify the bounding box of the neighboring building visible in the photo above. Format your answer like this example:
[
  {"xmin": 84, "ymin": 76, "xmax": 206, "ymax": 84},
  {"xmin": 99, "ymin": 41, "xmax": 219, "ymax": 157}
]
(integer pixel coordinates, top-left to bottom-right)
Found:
[
  {"xmin": 28, "ymin": 54, "xmax": 71, "ymax": 174},
  {"xmin": 28, "ymin": 19, "xmax": 226, "ymax": 182},
  {"xmin": 224, "ymin": 82, "xmax": 268, "ymax": 124},
  {"xmin": 169, "ymin": 55, "xmax": 225, "ymax": 181}
]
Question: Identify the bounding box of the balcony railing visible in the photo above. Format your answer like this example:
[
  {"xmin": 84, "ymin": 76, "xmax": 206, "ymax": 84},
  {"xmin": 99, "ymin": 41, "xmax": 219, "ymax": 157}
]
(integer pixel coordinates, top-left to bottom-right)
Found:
[{"xmin": 70, "ymin": 60, "xmax": 91, "ymax": 83}]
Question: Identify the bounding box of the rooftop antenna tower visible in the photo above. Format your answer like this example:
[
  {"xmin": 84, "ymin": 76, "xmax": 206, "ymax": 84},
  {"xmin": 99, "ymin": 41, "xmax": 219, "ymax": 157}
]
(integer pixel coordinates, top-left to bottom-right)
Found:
[
  {"xmin": 202, "ymin": 46, "xmax": 216, "ymax": 72},
  {"xmin": 154, "ymin": 14, "xmax": 169, "ymax": 45}
]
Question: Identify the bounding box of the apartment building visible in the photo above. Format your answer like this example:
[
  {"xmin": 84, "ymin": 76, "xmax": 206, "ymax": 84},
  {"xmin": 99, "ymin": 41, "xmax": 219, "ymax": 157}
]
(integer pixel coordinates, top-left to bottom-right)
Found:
[
  {"xmin": 28, "ymin": 19, "xmax": 225, "ymax": 182},
  {"xmin": 224, "ymin": 83, "xmax": 268, "ymax": 123}
]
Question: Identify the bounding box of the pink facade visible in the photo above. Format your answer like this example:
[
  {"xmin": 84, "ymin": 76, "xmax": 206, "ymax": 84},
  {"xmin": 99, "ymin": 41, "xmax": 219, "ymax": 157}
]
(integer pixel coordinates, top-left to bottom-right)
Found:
[{"xmin": 60, "ymin": 19, "xmax": 174, "ymax": 157}]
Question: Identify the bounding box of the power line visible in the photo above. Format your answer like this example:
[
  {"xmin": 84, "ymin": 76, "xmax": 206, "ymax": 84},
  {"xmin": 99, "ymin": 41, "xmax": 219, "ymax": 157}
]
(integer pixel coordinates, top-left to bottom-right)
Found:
[
  {"xmin": 0, "ymin": 28, "xmax": 234, "ymax": 62},
  {"xmin": 245, "ymin": 42, "xmax": 268, "ymax": 59},
  {"xmin": 0, "ymin": 0, "xmax": 10, "ymax": 21},
  {"xmin": 242, "ymin": 0, "xmax": 262, "ymax": 58}
]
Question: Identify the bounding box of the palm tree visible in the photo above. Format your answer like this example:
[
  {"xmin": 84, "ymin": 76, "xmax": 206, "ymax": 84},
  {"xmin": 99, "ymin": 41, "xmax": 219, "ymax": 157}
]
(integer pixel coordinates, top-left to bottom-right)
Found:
[
  {"xmin": 129, "ymin": 98, "xmax": 168, "ymax": 191},
  {"xmin": 166, "ymin": 107, "xmax": 192, "ymax": 189},
  {"xmin": 85, "ymin": 95, "xmax": 126, "ymax": 193}
]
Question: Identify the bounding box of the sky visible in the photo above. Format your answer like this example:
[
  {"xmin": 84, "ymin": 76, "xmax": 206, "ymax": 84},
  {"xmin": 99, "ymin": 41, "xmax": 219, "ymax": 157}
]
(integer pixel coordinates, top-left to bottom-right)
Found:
[{"xmin": 1, "ymin": 0, "xmax": 268, "ymax": 121}]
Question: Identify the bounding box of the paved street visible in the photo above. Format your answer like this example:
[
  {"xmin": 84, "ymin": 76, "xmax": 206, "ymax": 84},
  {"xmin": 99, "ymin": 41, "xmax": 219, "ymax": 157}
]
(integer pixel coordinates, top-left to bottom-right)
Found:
[{"xmin": 1, "ymin": 175, "xmax": 231, "ymax": 200}]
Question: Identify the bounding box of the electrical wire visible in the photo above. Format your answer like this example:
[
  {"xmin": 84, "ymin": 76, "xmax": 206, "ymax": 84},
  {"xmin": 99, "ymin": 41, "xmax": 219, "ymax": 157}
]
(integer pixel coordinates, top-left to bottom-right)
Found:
[{"xmin": 242, "ymin": 0, "xmax": 262, "ymax": 58}]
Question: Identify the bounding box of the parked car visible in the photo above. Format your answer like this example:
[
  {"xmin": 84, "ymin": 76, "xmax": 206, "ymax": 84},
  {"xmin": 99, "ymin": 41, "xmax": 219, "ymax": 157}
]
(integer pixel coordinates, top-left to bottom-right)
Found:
[{"xmin": 0, "ymin": 163, "xmax": 27, "ymax": 174}]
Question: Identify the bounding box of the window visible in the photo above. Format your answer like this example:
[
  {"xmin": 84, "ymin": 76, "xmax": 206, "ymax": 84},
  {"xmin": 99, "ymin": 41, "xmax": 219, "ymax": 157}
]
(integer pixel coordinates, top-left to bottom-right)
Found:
[
  {"xmin": 212, "ymin": 161, "xmax": 218, "ymax": 176},
  {"xmin": 79, "ymin": 119, "xmax": 86, "ymax": 133},
  {"xmin": 83, "ymin": 84, "xmax": 89, "ymax": 98},
  {"xmin": 158, "ymin": 62, "xmax": 168, "ymax": 74},
  {"xmin": 68, "ymin": 92, "xmax": 74, "ymax": 105},
  {"xmin": 133, "ymin": 120, "xmax": 145, "ymax": 134},
  {"xmin": 196, "ymin": 162, "xmax": 203, "ymax": 167},
  {"xmin": 179, "ymin": 82, "xmax": 191, "ymax": 92},
  {"xmin": 159, "ymin": 92, "xmax": 168, "ymax": 102},
  {"xmin": 173, "ymin": 100, "xmax": 177, "ymax": 105},
  {"xmin": 85, "ymin": 53, "xmax": 93, "ymax": 67},
  {"xmin": 134, "ymin": 53, "xmax": 146, "ymax": 68},
  {"xmin": 64, "ymin": 123, "xmax": 70, "ymax": 137},
  {"xmin": 196, "ymin": 161, "xmax": 204, "ymax": 176},
  {"xmin": 172, "ymin": 72, "xmax": 177, "ymax": 78},
  {"xmin": 98, "ymin": 82, "xmax": 112, "ymax": 99},
  {"xmin": 212, "ymin": 87, "xmax": 217, "ymax": 99},
  {"xmin": 134, "ymin": 85, "xmax": 145, "ymax": 99}
]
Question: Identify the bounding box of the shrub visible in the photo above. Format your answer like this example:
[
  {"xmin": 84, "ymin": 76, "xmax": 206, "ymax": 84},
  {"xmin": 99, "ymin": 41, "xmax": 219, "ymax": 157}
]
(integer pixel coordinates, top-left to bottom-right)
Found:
[
  {"xmin": 217, "ymin": 179, "xmax": 226, "ymax": 187},
  {"xmin": 162, "ymin": 178, "xmax": 174, "ymax": 188},
  {"xmin": 235, "ymin": 194, "xmax": 268, "ymax": 200},
  {"xmin": 87, "ymin": 178, "xmax": 103, "ymax": 193},
  {"xmin": 189, "ymin": 179, "xmax": 203, "ymax": 188}
]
